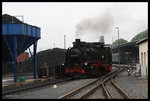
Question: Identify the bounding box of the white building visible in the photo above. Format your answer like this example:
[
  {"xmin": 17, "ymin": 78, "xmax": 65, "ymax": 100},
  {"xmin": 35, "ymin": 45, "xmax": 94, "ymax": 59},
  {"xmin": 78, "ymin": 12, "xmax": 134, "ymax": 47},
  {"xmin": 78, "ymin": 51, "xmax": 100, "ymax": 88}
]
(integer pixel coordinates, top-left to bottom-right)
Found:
[{"xmin": 137, "ymin": 37, "xmax": 148, "ymax": 77}]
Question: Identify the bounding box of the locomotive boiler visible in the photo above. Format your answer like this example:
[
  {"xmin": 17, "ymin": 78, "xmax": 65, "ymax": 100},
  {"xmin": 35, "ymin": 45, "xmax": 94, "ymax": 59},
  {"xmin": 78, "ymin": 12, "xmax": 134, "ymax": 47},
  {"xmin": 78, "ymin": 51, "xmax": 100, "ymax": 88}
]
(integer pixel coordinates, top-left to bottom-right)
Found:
[{"xmin": 61, "ymin": 39, "xmax": 112, "ymax": 78}]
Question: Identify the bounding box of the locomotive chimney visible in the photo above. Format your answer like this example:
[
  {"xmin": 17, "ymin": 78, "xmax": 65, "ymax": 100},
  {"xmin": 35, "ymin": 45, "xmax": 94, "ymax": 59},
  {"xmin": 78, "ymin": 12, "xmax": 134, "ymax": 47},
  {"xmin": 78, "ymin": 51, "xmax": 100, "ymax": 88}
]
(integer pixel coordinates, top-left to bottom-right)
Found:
[
  {"xmin": 73, "ymin": 39, "xmax": 81, "ymax": 46},
  {"xmin": 75, "ymin": 39, "xmax": 81, "ymax": 43}
]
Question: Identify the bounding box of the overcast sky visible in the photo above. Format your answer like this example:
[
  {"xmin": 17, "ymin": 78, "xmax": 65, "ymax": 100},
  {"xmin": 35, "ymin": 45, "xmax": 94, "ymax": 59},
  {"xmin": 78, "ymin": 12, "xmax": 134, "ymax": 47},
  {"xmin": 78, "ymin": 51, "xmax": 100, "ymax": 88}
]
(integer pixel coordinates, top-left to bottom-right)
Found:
[{"xmin": 2, "ymin": 2, "xmax": 148, "ymax": 52}]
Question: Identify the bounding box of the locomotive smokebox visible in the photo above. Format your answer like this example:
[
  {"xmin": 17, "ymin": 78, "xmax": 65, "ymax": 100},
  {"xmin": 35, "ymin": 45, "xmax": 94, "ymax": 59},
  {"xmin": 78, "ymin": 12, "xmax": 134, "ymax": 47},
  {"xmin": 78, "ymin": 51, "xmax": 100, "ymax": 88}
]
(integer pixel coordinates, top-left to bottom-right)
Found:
[{"xmin": 75, "ymin": 39, "xmax": 81, "ymax": 43}]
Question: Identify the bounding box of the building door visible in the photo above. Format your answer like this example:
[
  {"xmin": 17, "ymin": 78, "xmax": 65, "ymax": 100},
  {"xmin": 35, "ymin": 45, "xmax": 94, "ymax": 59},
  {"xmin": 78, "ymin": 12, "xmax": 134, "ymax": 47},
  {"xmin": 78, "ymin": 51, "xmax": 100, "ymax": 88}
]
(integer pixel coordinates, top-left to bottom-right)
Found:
[{"xmin": 146, "ymin": 51, "xmax": 148, "ymax": 76}]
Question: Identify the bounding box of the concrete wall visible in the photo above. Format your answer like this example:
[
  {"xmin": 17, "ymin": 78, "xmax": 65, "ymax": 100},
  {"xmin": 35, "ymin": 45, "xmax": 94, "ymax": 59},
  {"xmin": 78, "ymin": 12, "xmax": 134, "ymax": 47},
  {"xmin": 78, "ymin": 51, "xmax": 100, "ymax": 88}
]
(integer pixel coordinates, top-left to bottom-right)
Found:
[{"xmin": 139, "ymin": 40, "xmax": 148, "ymax": 77}]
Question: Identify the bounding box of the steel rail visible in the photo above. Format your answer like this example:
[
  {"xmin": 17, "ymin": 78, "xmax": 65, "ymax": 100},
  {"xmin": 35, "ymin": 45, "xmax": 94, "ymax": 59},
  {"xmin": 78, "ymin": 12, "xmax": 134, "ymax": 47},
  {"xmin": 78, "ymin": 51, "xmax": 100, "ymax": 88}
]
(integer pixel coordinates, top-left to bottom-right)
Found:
[
  {"xmin": 111, "ymin": 79, "xmax": 131, "ymax": 99},
  {"xmin": 78, "ymin": 68, "xmax": 124, "ymax": 99},
  {"xmin": 59, "ymin": 68, "xmax": 120, "ymax": 99},
  {"xmin": 111, "ymin": 68, "xmax": 131, "ymax": 99},
  {"xmin": 103, "ymin": 68, "xmax": 131, "ymax": 99},
  {"xmin": 78, "ymin": 81, "xmax": 102, "ymax": 99},
  {"xmin": 78, "ymin": 70, "xmax": 120, "ymax": 99},
  {"xmin": 98, "ymin": 68, "xmax": 124, "ymax": 99},
  {"xmin": 59, "ymin": 76, "xmax": 104, "ymax": 99},
  {"xmin": 61, "ymin": 67, "xmax": 130, "ymax": 99},
  {"xmin": 101, "ymin": 83, "xmax": 111, "ymax": 99}
]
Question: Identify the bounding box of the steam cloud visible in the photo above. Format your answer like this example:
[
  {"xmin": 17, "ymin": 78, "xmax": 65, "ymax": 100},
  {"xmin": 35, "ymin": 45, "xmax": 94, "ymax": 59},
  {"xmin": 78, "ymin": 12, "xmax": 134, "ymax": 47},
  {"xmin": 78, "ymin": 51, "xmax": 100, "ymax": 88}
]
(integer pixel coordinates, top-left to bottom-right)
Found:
[{"xmin": 75, "ymin": 11, "xmax": 114, "ymax": 39}]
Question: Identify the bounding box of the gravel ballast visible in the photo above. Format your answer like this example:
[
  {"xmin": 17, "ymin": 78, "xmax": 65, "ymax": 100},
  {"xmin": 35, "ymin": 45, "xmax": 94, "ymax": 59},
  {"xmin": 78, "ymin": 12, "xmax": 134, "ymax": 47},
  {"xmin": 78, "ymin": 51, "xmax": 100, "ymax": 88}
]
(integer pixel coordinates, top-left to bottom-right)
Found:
[
  {"xmin": 3, "ymin": 78, "xmax": 97, "ymax": 99},
  {"xmin": 114, "ymin": 69, "xmax": 148, "ymax": 99}
]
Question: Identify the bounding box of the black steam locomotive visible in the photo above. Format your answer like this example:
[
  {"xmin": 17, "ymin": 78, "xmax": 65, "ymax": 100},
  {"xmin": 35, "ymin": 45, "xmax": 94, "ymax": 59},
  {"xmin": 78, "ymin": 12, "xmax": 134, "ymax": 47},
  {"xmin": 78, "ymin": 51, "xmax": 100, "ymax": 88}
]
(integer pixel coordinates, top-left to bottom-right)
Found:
[{"xmin": 61, "ymin": 39, "xmax": 112, "ymax": 78}]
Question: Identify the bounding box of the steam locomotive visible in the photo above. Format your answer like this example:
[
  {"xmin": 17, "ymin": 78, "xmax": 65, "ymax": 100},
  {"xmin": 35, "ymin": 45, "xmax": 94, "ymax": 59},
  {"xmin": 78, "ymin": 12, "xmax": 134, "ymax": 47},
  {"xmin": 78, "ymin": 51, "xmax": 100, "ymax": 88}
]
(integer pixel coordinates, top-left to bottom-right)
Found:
[{"xmin": 61, "ymin": 39, "xmax": 112, "ymax": 78}]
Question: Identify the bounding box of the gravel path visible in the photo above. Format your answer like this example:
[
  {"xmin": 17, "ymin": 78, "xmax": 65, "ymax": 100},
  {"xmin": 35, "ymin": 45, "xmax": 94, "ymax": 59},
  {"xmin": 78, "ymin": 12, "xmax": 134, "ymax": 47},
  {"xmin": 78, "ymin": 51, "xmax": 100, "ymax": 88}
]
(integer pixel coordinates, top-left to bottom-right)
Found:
[
  {"xmin": 3, "ymin": 78, "xmax": 97, "ymax": 99},
  {"xmin": 114, "ymin": 69, "xmax": 148, "ymax": 99}
]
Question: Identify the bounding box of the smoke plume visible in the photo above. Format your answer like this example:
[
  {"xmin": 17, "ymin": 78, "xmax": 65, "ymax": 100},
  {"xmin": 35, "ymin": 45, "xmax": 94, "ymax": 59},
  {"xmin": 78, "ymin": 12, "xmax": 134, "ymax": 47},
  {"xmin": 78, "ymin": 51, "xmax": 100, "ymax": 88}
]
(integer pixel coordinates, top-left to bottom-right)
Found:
[{"xmin": 75, "ymin": 11, "xmax": 114, "ymax": 39}]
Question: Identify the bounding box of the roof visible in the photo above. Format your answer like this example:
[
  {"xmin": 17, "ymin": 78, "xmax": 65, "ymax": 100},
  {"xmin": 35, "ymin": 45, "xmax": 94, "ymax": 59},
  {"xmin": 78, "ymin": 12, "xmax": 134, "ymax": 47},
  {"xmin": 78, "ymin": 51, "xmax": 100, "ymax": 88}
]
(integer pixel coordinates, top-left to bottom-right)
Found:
[
  {"xmin": 112, "ymin": 40, "xmax": 139, "ymax": 49},
  {"xmin": 2, "ymin": 14, "xmax": 23, "ymax": 24},
  {"xmin": 136, "ymin": 37, "xmax": 148, "ymax": 44},
  {"xmin": 111, "ymin": 40, "xmax": 139, "ymax": 53}
]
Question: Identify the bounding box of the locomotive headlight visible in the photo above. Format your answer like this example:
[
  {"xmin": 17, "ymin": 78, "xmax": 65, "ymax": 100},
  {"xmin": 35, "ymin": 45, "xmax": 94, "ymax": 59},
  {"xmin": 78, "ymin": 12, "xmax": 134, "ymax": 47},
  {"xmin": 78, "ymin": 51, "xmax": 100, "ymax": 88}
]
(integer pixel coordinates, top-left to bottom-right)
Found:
[
  {"xmin": 84, "ymin": 62, "xmax": 88, "ymax": 65},
  {"xmin": 62, "ymin": 63, "xmax": 64, "ymax": 66}
]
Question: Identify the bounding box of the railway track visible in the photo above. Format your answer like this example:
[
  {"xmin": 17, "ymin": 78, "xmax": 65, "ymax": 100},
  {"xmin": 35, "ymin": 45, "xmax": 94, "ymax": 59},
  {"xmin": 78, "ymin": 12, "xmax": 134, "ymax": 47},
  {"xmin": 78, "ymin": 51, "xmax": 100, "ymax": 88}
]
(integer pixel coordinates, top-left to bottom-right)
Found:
[
  {"xmin": 101, "ymin": 68, "xmax": 131, "ymax": 99},
  {"xmin": 59, "ymin": 68, "xmax": 131, "ymax": 99},
  {"xmin": 59, "ymin": 68, "xmax": 119, "ymax": 99}
]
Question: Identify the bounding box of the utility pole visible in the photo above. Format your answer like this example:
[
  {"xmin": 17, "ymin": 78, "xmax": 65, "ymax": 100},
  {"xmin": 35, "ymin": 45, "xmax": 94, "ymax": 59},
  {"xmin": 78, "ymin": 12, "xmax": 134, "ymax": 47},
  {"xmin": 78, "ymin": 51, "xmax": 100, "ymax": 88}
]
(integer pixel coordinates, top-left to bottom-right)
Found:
[
  {"xmin": 116, "ymin": 27, "xmax": 120, "ymax": 64},
  {"xmin": 97, "ymin": 37, "xmax": 100, "ymax": 42},
  {"xmin": 53, "ymin": 43, "xmax": 55, "ymax": 48},
  {"xmin": 64, "ymin": 35, "xmax": 66, "ymax": 49}
]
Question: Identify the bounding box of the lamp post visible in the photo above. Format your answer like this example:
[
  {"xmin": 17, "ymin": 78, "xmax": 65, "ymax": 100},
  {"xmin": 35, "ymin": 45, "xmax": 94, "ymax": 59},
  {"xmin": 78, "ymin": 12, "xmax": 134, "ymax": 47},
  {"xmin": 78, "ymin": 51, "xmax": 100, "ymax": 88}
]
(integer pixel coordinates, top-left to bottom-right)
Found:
[
  {"xmin": 116, "ymin": 27, "xmax": 120, "ymax": 64},
  {"xmin": 53, "ymin": 43, "xmax": 55, "ymax": 48},
  {"xmin": 64, "ymin": 35, "xmax": 66, "ymax": 49}
]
